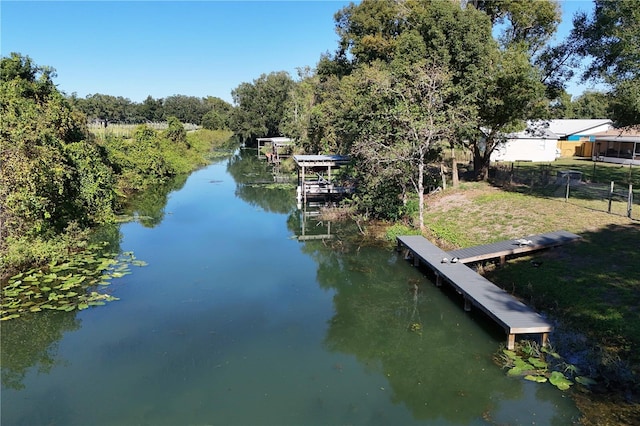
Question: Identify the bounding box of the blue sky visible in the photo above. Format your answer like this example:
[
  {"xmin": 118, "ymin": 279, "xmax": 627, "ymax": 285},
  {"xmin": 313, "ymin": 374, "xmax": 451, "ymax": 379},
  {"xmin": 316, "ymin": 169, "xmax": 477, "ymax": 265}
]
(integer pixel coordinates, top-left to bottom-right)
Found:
[{"xmin": 1, "ymin": 1, "xmax": 597, "ymax": 104}]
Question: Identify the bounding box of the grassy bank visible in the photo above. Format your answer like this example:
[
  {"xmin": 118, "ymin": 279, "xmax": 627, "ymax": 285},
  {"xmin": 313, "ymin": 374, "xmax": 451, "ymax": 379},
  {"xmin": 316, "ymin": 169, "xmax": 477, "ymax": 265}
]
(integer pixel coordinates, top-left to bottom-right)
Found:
[{"xmin": 412, "ymin": 169, "xmax": 640, "ymax": 424}]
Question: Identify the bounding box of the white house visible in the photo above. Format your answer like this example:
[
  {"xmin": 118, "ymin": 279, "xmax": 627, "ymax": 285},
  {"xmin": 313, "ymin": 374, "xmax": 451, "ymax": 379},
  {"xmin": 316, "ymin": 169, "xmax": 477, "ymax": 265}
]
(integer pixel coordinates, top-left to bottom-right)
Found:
[
  {"xmin": 489, "ymin": 119, "xmax": 614, "ymax": 163},
  {"xmin": 490, "ymin": 127, "xmax": 559, "ymax": 163}
]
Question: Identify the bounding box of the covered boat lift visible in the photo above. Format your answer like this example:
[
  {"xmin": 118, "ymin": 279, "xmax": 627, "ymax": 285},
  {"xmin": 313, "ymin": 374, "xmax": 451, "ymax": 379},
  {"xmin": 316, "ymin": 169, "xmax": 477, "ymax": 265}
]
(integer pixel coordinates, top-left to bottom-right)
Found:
[
  {"xmin": 293, "ymin": 154, "xmax": 352, "ymax": 205},
  {"xmin": 256, "ymin": 137, "xmax": 293, "ymax": 163}
]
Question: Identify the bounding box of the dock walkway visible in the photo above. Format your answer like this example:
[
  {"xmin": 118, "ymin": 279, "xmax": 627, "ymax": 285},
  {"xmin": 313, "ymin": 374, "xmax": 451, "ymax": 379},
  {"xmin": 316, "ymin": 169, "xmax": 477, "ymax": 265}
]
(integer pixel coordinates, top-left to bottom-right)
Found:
[
  {"xmin": 397, "ymin": 235, "xmax": 554, "ymax": 349},
  {"xmin": 446, "ymin": 230, "xmax": 581, "ymax": 265}
]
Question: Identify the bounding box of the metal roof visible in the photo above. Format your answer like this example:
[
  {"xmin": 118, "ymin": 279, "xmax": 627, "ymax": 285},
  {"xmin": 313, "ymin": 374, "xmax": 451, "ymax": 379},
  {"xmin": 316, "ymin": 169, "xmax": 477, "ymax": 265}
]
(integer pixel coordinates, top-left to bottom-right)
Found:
[
  {"xmin": 256, "ymin": 137, "xmax": 293, "ymax": 143},
  {"xmin": 593, "ymin": 127, "xmax": 640, "ymax": 143},
  {"xmin": 544, "ymin": 119, "xmax": 613, "ymax": 137},
  {"xmin": 595, "ymin": 136, "xmax": 640, "ymax": 143},
  {"xmin": 505, "ymin": 127, "xmax": 559, "ymax": 140},
  {"xmin": 293, "ymin": 154, "xmax": 350, "ymax": 165}
]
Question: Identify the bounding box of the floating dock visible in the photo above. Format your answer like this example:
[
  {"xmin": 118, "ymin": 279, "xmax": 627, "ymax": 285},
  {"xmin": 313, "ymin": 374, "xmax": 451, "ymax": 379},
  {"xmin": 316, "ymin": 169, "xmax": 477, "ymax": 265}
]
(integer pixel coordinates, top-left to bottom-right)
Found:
[
  {"xmin": 397, "ymin": 235, "xmax": 561, "ymax": 349},
  {"xmin": 446, "ymin": 230, "xmax": 581, "ymax": 265}
]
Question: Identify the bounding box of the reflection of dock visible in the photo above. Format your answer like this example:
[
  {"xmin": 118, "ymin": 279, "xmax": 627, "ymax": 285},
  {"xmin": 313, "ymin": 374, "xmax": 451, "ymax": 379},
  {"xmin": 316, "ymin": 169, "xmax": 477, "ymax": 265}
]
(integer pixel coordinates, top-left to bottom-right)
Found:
[
  {"xmin": 297, "ymin": 202, "xmax": 333, "ymax": 241},
  {"xmin": 294, "ymin": 155, "xmax": 352, "ymax": 205},
  {"xmin": 396, "ymin": 234, "xmax": 577, "ymax": 349}
]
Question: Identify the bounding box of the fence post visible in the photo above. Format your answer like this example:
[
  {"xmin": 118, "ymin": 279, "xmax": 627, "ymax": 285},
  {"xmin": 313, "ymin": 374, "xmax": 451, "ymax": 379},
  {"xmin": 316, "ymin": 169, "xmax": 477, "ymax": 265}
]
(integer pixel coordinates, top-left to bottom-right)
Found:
[
  {"xmin": 628, "ymin": 184, "xmax": 633, "ymax": 218},
  {"xmin": 608, "ymin": 181, "xmax": 614, "ymax": 213},
  {"xmin": 565, "ymin": 174, "xmax": 570, "ymax": 202}
]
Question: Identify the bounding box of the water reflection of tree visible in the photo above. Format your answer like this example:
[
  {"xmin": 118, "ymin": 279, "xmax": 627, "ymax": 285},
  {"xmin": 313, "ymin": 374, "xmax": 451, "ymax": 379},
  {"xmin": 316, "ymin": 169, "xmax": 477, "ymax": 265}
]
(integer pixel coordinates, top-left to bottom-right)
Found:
[
  {"xmin": 121, "ymin": 174, "xmax": 189, "ymax": 227},
  {"xmin": 228, "ymin": 149, "xmax": 297, "ymax": 215},
  {"xmin": 304, "ymin": 239, "xmax": 567, "ymax": 423},
  {"xmin": 1, "ymin": 311, "xmax": 80, "ymax": 390},
  {"xmin": 226, "ymin": 148, "xmax": 273, "ymax": 185}
]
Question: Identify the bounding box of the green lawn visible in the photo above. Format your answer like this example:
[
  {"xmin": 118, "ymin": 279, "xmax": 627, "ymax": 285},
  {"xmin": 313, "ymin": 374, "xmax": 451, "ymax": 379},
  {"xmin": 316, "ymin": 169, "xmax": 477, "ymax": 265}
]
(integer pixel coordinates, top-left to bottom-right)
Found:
[{"xmin": 418, "ymin": 171, "xmax": 640, "ymax": 412}]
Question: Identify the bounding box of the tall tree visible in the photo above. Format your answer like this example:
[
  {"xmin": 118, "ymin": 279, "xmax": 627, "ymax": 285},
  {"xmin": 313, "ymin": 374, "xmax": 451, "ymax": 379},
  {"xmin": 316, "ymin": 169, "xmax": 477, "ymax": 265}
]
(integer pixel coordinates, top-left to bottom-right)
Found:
[
  {"xmin": 280, "ymin": 67, "xmax": 318, "ymax": 147},
  {"xmin": 329, "ymin": 0, "xmax": 499, "ymax": 180},
  {"xmin": 570, "ymin": 91, "xmax": 611, "ymax": 119},
  {"xmin": 473, "ymin": 46, "xmax": 547, "ymax": 179},
  {"xmin": 230, "ymin": 71, "xmax": 294, "ymax": 144},
  {"xmin": 201, "ymin": 96, "xmax": 233, "ymax": 130},
  {"xmin": 572, "ymin": 0, "xmax": 640, "ymax": 126},
  {"xmin": 349, "ymin": 58, "xmax": 464, "ymax": 229},
  {"xmin": 163, "ymin": 95, "xmax": 209, "ymax": 125},
  {"xmin": 138, "ymin": 95, "xmax": 165, "ymax": 122},
  {"xmin": 472, "ymin": 1, "xmax": 576, "ymax": 113},
  {"xmin": 472, "ymin": 0, "xmax": 560, "ymax": 54}
]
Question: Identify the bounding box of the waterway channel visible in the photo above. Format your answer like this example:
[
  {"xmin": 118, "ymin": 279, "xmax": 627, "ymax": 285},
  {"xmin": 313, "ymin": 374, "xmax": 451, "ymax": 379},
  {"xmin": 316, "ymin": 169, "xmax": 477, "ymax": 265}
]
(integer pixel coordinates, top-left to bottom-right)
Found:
[{"xmin": 1, "ymin": 149, "xmax": 581, "ymax": 425}]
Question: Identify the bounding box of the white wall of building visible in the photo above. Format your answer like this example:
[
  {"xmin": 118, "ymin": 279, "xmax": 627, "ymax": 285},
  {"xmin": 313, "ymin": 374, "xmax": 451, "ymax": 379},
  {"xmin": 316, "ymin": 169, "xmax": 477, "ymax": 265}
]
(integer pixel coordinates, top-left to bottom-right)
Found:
[{"xmin": 491, "ymin": 137, "xmax": 559, "ymax": 163}]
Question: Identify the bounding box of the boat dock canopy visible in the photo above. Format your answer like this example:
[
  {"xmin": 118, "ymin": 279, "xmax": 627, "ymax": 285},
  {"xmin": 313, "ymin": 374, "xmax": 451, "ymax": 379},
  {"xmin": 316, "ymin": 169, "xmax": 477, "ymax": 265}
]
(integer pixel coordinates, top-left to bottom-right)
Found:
[
  {"xmin": 257, "ymin": 137, "xmax": 293, "ymax": 159},
  {"xmin": 293, "ymin": 155, "xmax": 351, "ymax": 167},
  {"xmin": 293, "ymin": 155, "xmax": 352, "ymax": 205}
]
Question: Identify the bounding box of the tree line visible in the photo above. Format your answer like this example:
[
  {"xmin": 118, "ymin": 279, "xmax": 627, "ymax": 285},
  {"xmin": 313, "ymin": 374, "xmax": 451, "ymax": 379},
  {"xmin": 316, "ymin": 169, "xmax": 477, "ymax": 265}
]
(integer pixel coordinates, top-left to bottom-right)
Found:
[
  {"xmin": 69, "ymin": 92, "xmax": 234, "ymax": 131},
  {"xmin": 229, "ymin": 0, "xmax": 638, "ymax": 228}
]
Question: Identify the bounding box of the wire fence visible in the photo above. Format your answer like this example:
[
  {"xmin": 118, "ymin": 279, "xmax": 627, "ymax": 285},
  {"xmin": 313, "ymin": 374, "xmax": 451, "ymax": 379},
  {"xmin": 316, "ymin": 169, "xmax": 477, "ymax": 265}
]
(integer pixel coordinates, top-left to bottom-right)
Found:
[{"xmin": 492, "ymin": 162, "xmax": 639, "ymax": 221}]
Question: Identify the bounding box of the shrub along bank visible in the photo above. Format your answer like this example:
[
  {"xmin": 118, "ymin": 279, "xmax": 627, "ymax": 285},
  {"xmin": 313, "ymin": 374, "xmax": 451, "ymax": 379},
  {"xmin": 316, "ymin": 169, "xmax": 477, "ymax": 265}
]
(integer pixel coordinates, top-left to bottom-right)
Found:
[{"xmin": 0, "ymin": 53, "xmax": 234, "ymax": 283}]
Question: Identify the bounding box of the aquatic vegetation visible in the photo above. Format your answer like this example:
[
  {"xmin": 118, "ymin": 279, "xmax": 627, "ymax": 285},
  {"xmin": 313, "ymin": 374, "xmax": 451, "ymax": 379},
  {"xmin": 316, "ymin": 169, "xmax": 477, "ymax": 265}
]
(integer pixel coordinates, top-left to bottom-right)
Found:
[
  {"xmin": 1, "ymin": 243, "xmax": 146, "ymax": 321},
  {"xmin": 497, "ymin": 342, "xmax": 596, "ymax": 391},
  {"xmin": 409, "ymin": 322, "xmax": 422, "ymax": 333}
]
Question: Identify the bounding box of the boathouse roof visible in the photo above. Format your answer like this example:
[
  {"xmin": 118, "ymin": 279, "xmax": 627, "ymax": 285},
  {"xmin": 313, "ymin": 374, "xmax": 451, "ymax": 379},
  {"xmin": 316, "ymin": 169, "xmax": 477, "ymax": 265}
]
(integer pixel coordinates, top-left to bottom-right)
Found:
[{"xmin": 293, "ymin": 155, "xmax": 351, "ymax": 167}]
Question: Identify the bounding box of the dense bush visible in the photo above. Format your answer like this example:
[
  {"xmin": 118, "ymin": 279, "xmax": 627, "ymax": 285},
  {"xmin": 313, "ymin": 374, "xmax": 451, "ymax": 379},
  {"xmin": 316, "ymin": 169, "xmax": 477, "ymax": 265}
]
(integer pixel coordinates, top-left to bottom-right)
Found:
[{"xmin": 0, "ymin": 53, "xmax": 235, "ymax": 280}]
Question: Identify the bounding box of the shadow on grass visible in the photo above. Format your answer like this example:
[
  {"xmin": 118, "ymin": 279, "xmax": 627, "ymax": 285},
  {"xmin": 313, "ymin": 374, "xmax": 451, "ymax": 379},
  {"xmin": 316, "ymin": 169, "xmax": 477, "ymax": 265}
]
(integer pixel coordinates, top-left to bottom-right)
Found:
[{"xmin": 485, "ymin": 223, "xmax": 640, "ymax": 397}]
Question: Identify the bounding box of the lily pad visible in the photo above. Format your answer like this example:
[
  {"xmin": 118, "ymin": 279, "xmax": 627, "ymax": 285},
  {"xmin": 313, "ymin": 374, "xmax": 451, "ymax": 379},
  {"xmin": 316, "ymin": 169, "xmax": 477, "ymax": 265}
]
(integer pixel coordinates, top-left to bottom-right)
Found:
[
  {"xmin": 502, "ymin": 349, "xmax": 517, "ymax": 359},
  {"xmin": 528, "ymin": 357, "xmax": 548, "ymax": 369},
  {"xmin": 524, "ymin": 375, "xmax": 548, "ymax": 383},
  {"xmin": 549, "ymin": 371, "xmax": 573, "ymax": 390},
  {"xmin": 507, "ymin": 367, "xmax": 523, "ymax": 376}
]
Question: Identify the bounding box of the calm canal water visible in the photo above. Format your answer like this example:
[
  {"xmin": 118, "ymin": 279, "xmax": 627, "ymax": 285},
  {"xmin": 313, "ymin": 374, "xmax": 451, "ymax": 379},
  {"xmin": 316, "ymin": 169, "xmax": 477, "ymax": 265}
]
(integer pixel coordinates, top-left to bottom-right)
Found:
[{"xmin": 1, "ymin": 149, "xmax": 581, "ymax": 425}]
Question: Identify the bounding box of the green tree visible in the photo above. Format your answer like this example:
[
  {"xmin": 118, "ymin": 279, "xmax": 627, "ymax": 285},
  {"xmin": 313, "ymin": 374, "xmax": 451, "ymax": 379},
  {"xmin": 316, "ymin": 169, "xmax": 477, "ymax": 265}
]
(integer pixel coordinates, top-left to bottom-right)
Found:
[
  {"xmin": 570, "ymin": 91, "xmax": 610, "ymax": 119},
  {"xmin": 329, "ymin": 0, "xmax": 543, "ymax": 183},
  {"xmin": 163, "ymin": 116, "xmax": 188, "ymax": 147},
  {"xmin": 572, "ymin": 0, "xmax": 640, "ymax": 125},
  {"xmin": 163, "ymin": 95, "xmax": 209, "ymax": 125},
  {"xmin": 473, "ymin": 46, "xmax": 547, "ymax": 179},
  {"xmin": 548, "ymin": 90, "xmax": 573, "ymax": 118},
  {"xmin": 334, "ymin": 0, "xmax": 407, "ymax": 64},
  {"xmin": 471, "ymin": 0, "xmax": 560, "ymax": 54},
  {"xmin": 346, "ymin": 48, "xmax": 468, "ymax": 228},
  {"xmin": 201, "ymin": 96, "xmax": 233, "ymax": 130},
  {"xmin": 280, "ymin": 67, "xmax": 318, "ymax": 147},
  {"xmin": 138, "ymin": 95, "xmax": 165, "ymax": 122},
  {"xmin": 74, "ymin": 93, "xmax": 138, "ymax": 126},
  {"xmin": 230, "ymin": 71, "xmax": 294, "ymax": 144},
  {"xmin": 472, "ymin": 1, "xmax": 579, "ymax": 117}
]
